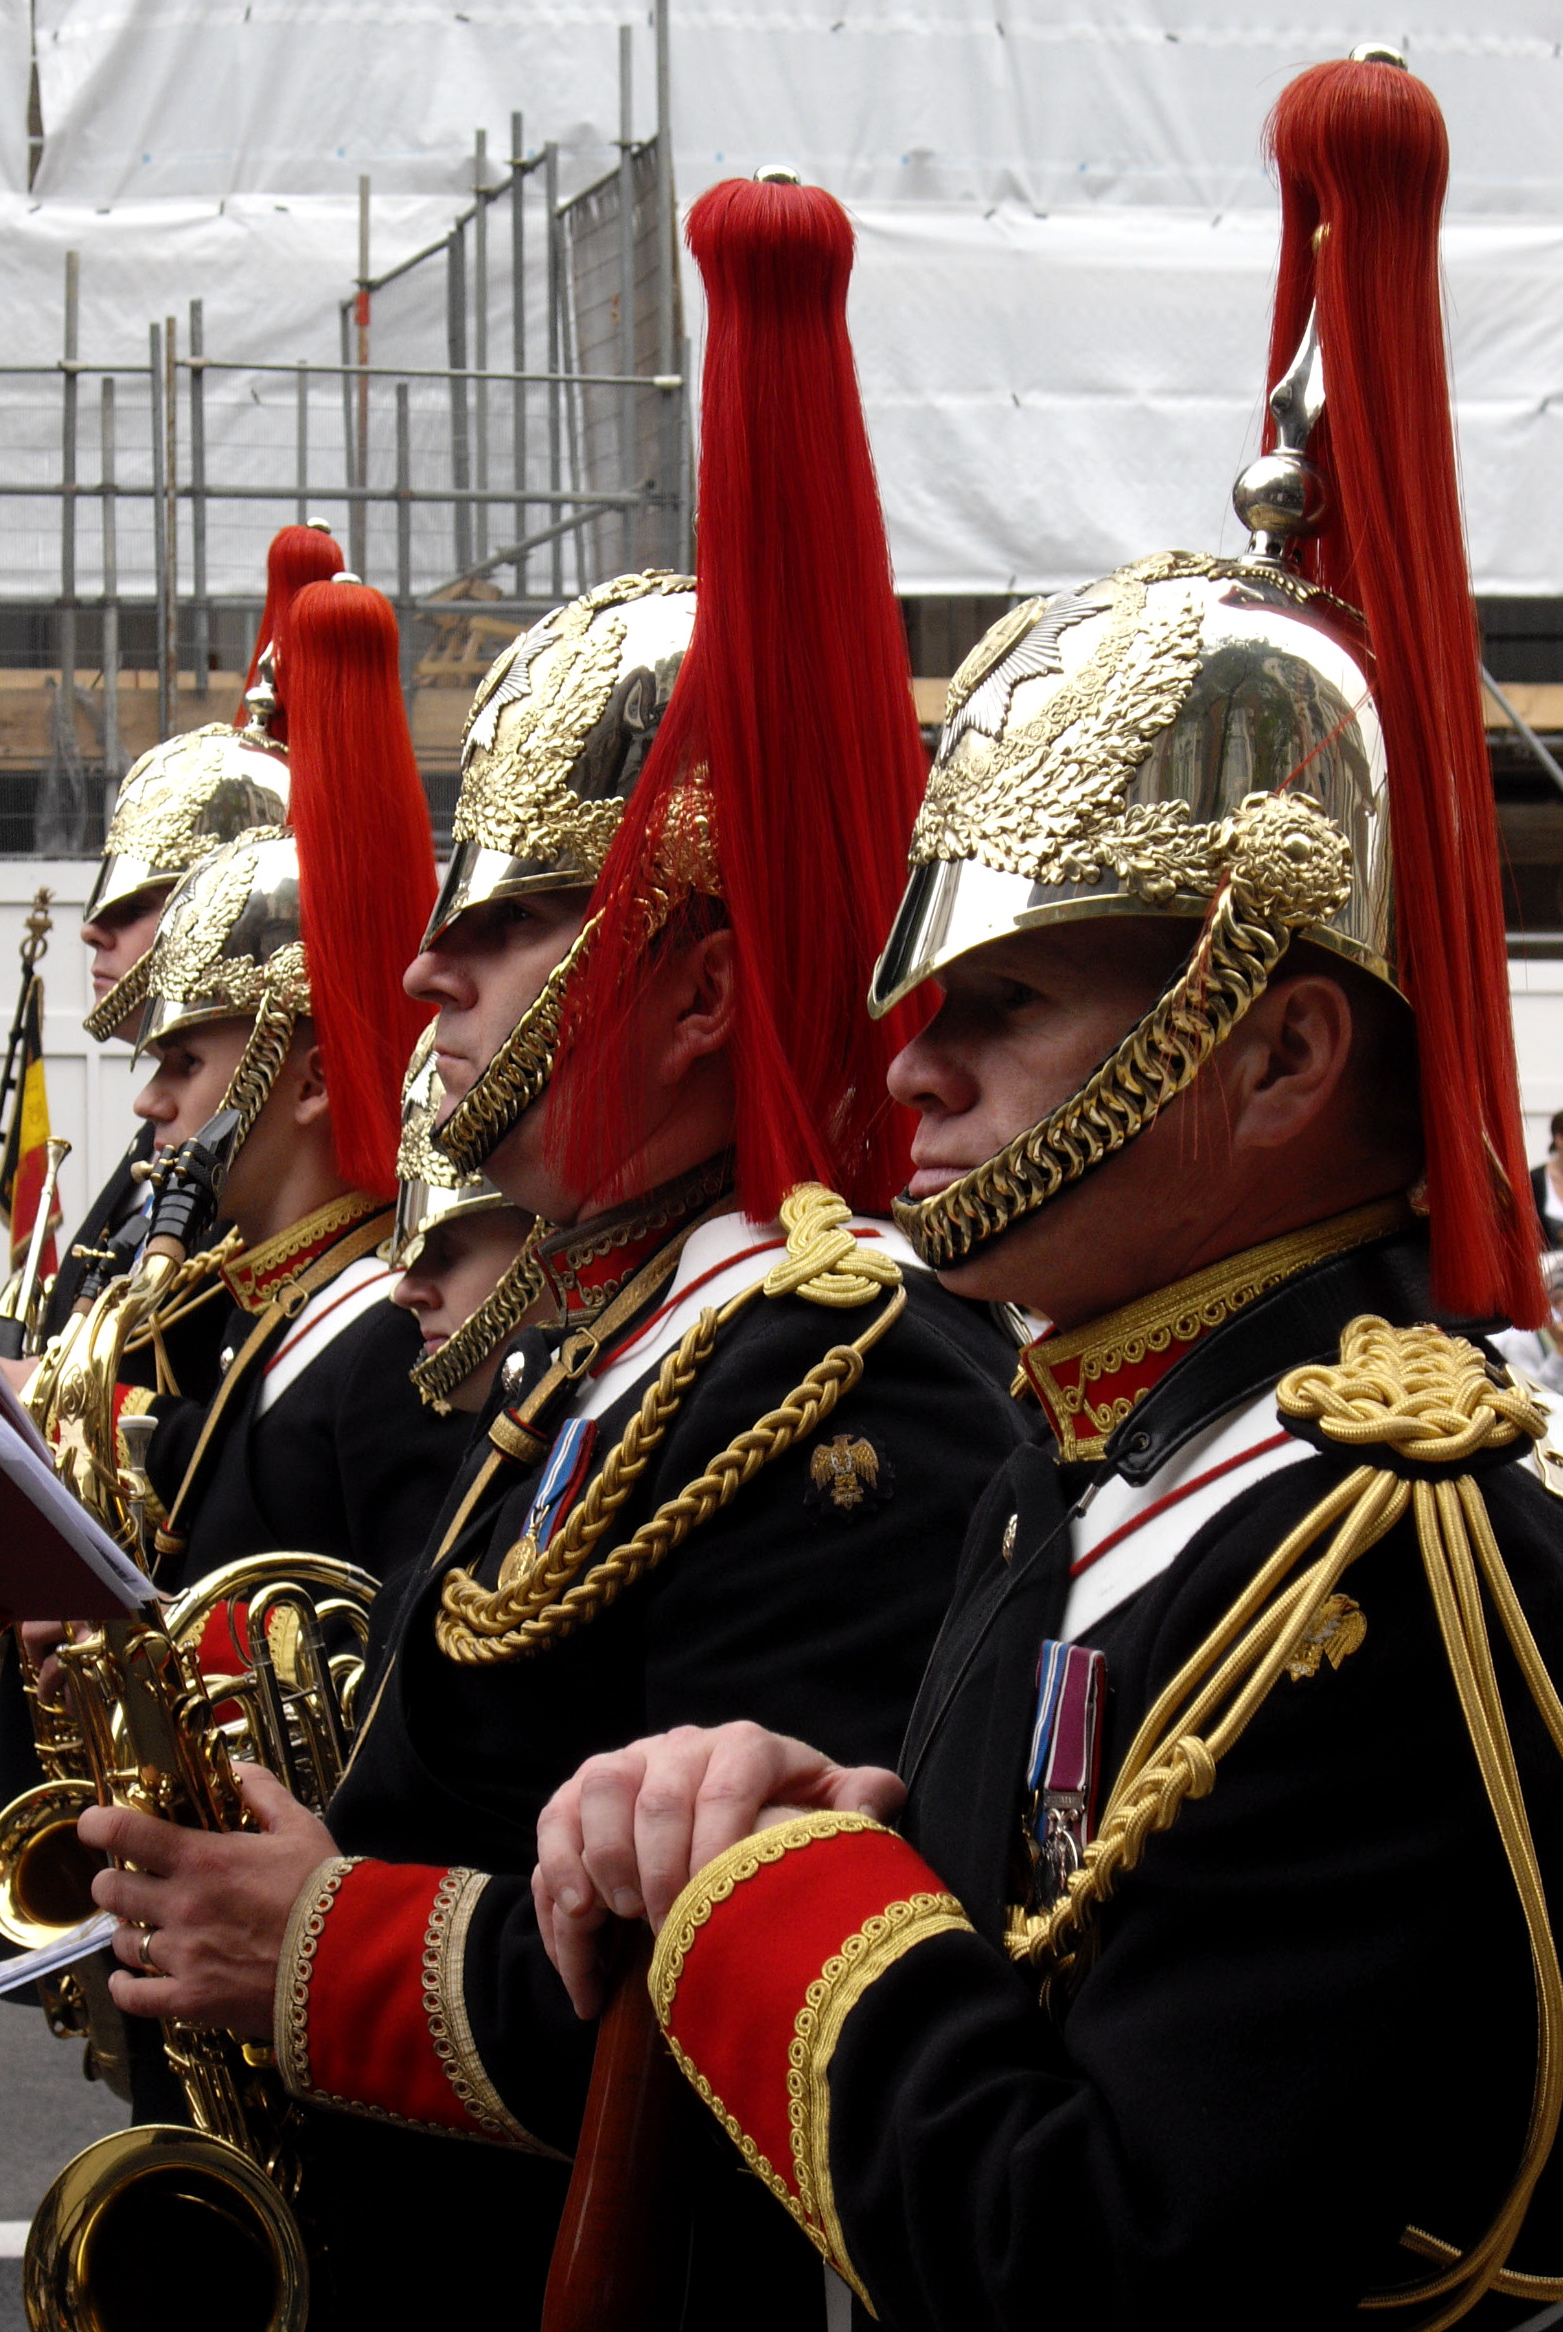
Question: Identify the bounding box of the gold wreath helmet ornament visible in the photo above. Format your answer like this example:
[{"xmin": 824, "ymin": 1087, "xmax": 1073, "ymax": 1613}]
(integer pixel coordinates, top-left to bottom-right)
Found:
[
  {"xmin": 427, "ymin": 571, "xmax": 698, "ymax": 1177},
  {"xmin": 391, "ymin": 1021, "xmax": 512, "ymax": 1269},
  {"xmin": 135, "ymin": 829, "xmax": 312, "ymax": 1152},
  {"xmin": 872, "ymin": 319, "xmax": 1390, "ymax": 1270},
  {"xmin": 81, "ymin": 669, "xmax": 289, "ymax": 1043}
]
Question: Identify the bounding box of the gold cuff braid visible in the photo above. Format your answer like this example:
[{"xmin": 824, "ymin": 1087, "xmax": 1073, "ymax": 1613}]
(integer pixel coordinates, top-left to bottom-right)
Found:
[
  {"xmin": 894, "ymin": 790, "xmax": 1353, "ymax": 1269},
  {"xmin": 1007, "ymin": 1317, "xmax": 1562, "ymax": 2331}
]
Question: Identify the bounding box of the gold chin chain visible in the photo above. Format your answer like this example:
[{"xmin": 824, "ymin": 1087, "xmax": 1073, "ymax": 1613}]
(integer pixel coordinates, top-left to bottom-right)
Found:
[
  {"xmin": 1007, "ymin": 1317, "xmax": 1563, "ymax": 2330},
  {"xmin": 434, "ymin": 917, "xmax": 600, "ymax": 1179},
  {"xmin": 82, "ymin": 947, "xmax": 152, "ymax": 1045},
  {"xmin": 894, "ymin": 790, "xmax": 1353, "ymax": 1271},
  {"xmin": 410, "ymin": 1230, "xmax": 549, "ymax": 1410}
]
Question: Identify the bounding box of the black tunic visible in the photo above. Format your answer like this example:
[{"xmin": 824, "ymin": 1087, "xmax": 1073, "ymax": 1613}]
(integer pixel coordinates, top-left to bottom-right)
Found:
[
  {"xmin": 303, "ymin": 1217, "xmax": 1029, "ymax": 2332},
  {"xmin": 144, "ymin": 1276, "xmax": 469, "ymax": 1602},
  {"xmin": 804, "ymin": 1228, "xmax": 1563, "ymax": 2331}
]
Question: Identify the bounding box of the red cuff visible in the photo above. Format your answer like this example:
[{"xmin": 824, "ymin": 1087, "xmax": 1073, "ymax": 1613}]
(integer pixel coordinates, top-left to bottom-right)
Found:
[
  {"xmin": 649, "ymin": 1814, "xmax": 971, "ymax": 2309},
  {"xmin": 274, "ymin": 1857, "xmax": 561, "ymax": 2153}
]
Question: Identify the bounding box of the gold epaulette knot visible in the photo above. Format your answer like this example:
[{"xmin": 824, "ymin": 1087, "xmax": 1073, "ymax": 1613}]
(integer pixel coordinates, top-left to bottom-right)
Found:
[
  {"xmin": 761, "ymin": 1185, "xmax": 903, "ymax": 1311},
  {"xmin": 1277, "ymin": 1315, "xmax": 1545, "ymax": 1470}
]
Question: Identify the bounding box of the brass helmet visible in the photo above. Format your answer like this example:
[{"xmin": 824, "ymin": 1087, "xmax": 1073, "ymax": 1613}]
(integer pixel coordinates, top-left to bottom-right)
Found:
[
  {"xmin": 873, "ymin": 325, "xmax": 1372, "ymax": 1275},
  {"xmin": 876, "ymin": 49, "xmax": 1538, "ymax": 1336},
  {"xmin": 428, "ymin": 570, "xmax": 697, "ymax": 1176},
  {"xmin": 81, "ymin": 671, "xmax": 288, "ymax": 1042},
  {"xmin": 136, "ymin": 829, "xmax": 311, "ymax": 1152},
  {"xmin": 392, "ymin": 1023, "xmax": 540, "ymax": 1408}
]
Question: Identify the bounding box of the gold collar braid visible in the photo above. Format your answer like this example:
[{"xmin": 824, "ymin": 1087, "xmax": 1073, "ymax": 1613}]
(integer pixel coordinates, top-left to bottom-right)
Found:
[
  {"xmin": 893, "ymin": 789, "xmax": 1353, "ymax": 1271},
  {"xmin": 1007, "ymin": 1316, "xmax": 1563, "ymax": 2327}
]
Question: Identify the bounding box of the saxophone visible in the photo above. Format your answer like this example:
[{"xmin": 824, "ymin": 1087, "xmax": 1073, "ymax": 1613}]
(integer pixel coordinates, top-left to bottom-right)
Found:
[
  {"xmin": 26, "ymin": 1614, "xmax": 317, "ymax": 2332},
  {"xmin": 0, "ymin": 1114, "xmax": 242, "ymax": 1953},
  {"xmin": 3, "ymin": 1117, "xmax": 377, "ymax": 2330}
]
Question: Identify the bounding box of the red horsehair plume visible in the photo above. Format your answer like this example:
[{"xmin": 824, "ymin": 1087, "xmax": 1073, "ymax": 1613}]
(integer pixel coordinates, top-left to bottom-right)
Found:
[
  {"xmin": 237, "ymin": 524, "xmax": 345, "ymax": 743},
  {"xmin": 552, "ymin": 176, "xmax": 928, "ymax": 1221},
  {"xmin": 1265, "ymin": 57, "xmax": 1541, "ymax": 1327},
  {"xmin": 282, "ymin": 580, "xmax": 436, "ymax": 1198}
]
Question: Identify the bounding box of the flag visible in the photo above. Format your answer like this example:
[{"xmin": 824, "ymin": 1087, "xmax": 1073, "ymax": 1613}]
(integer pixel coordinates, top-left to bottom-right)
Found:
[{"xmin": 0, "ymin": 977, "xmax": 60, "ymax": 1276}]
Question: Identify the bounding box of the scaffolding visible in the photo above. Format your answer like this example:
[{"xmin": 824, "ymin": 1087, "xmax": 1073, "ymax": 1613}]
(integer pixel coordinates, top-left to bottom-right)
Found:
[{"xmin": 0, "ymin": 18, "xmax": 690, "ymax": 855}]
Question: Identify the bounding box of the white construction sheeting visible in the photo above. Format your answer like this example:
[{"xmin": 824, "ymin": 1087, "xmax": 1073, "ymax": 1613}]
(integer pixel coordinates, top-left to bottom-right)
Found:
[
  {"xmin": 24, "ymin": 1, "xmax": 1563, "ymax": 216},
  {"xmin": 1, "ymin": 193, "xmax": 1559, "ymax": 599},
  {"xmin": 4, "ymin": 1, "xmax": 1562, "ymax": 597}
]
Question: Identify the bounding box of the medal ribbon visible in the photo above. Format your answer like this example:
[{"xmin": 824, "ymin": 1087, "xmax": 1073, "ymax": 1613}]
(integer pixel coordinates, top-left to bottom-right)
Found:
[{"xmin": 1024, "ymin": 1640, "xmax": 1107, "ymax": 1907}]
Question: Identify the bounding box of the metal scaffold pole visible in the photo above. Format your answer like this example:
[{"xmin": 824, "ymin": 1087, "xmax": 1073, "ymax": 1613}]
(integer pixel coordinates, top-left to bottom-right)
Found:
[
  {"xmin": 447, "ymin": 220, "xmax": 472, "ymax": 573},
  {"xmin": 618, "ymin": 24, "xmax": 637, "ymax": 573},
  {"xmin": 149, "ymin": 320, "xmax": 169, "ymax": 740},
  {"xmin": 545, "ymin": 140, "xmax": 562, "ymax": 598},
  {"xmin": 474, "ymin": 128, "xmax": 490, "ymax": 569},
  {"xmin": 99, "ymin": 377, "xmax": 120, "ymax": 785},
  {"xmin": 163, "ymin": 314, "xmax": 178, "ymax": 723},
  {"xmin": 654, "ymin": 0, "xmax": 679, "ymax": 568},
  {"xmin": 189, "ymin": 296, "xmax": 209, "ymax": 697},
  {"xmin": 58, "ymin": 251, "xmax": 79, "ymax": 787},
  {"xmin": 511, "ymin": 110, "xmax": 526, "ymax": 597},
  {"xmin": 354, "ymin": 176, "xmax": 371, "ymax": 577}
]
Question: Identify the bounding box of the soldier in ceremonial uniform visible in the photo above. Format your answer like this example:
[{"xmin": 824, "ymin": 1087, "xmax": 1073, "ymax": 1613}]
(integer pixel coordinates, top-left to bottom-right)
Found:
[
  {"xmin": 124, "ymin": 574, "xmax": 466, "ymax": 1601},
  {"xmin": 77, "ymin": 175, "xmax": 1030, "ymax": 2330},
  {"xmin": 529, "ymin": 56, "xmax": 1563, "ymax": 2332},
  {"xmin": 388, "ymin": 1023, "xmax": 540, "ymax": 1419},
  {"xmin": 50, "ymin": 522, "xmax": 343, "ymax": 1354}
]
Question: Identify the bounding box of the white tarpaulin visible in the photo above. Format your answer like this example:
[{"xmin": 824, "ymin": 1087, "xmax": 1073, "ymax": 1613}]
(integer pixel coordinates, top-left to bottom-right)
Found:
[
  {"xmin": 0, "ymin": 194, "xmax": 1559, "ymax": 599},
  {"xmin": 3, "ymin": 0, "xmax": 1562, "ymax": 598},
  {"xmin": 23, "ymin": 1, "xmax": 1563, "ymax": 215}
]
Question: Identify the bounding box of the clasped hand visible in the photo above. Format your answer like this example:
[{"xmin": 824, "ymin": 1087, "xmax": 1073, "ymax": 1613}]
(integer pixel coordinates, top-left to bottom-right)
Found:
[
  {"xmin": 531, "ymin": 1720, "xmax": 905, "ymax": 2018},
  {"xmin": 78, "ymin": 1766, "xmax": 337, "ymax": 2038}
]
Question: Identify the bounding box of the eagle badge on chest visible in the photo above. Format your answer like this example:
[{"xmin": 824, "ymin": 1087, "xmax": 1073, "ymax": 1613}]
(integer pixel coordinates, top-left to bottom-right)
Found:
[{"xmin": 807, "ymin": 1433, "xmax": 892, "ymax": 1521}]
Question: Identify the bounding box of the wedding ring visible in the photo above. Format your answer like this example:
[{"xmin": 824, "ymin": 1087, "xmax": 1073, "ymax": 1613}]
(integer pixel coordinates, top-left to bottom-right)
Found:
[{"xmin": 136, "ymin": 1925, "xmax": 161, "ymax": 1973}]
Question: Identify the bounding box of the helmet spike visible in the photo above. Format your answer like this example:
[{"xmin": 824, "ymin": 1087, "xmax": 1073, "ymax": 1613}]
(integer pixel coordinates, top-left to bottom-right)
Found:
[
  {"xmin": 1265, "ymin": 55, "xmax": 1542, "ymax": 1326},
  {"xmin": 283, "ymin": 581, "xmax": 437, "ymax": 1198}
]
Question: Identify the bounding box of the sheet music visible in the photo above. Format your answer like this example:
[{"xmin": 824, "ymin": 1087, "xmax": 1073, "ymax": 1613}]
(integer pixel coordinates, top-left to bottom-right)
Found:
[{"xmin": 0, "ymin": 1407, "xmax": 155, "ymax": 1617}]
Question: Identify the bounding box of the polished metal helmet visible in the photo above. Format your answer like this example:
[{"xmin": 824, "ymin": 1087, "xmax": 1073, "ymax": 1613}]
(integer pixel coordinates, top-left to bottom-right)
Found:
[
  {"xmin": 392, "ymin": 1022, "xmax": 512, "ymax": 1265},
  {"xmin": 877, "ymin": 318, "xmax": 1383, "ymax": 1271},
  {"xmin": 429, "ymin": 569, "xmax": 698, "ymax": 1176},
  {"xmin": 136, "ymin": 829, "xmax": 311, "ymax": 1152},
  {"xmin": 392, "ymin": 1023, "xmax": 541, "ymax": 1408},
  {"xmin": 82, "ymin": 671, "xmax": 289, "ymax": 1043}
]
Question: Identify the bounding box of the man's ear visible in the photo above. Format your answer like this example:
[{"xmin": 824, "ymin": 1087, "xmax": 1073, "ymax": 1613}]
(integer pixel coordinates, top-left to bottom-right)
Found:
[
  {"xmin": 292, "ymin": 1040, "xmax": 333, "ymax": 1128},
  {"xmin": 1227, "ymin": 974, "xmax": 1355, "ymax": 1153},
  {"xmin": 660, "ymin": 928, "xmax": 738, "ymax": 1083}
]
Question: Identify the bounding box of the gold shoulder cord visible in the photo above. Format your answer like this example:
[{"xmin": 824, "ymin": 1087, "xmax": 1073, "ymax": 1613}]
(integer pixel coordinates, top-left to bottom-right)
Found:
[
  {"xmin": 122, "ymin": 1228, "xmax": 246, "ymax": 1396},
  {"xmin": 435, "ymin": 1186, "xmax": 905, "ymax": 1664},
  {"xmin": 1005, "ymin": 1316, "xmax": 1563, "ymax": 2329}
]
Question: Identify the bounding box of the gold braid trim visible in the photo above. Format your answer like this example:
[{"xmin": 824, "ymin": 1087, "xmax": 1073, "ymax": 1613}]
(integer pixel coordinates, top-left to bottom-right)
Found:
[
  {"xmin": 83, "ymin": 945, "xmax": 152, "ymax": 1044},
  {"xmin": 410, "ymin": 1230, "xmax": 548, "ymax": 1409},
  {"xmin": 1008, "ymin": 1316, "xmax": 1562, "ymax": 2331},
  {"xmin": 435, "ymin": 1185, "xmax": 906, "ymax": 1662},
  {"xmin": 224, "ymin": 949, "xmax": 309, "ymax": 1152},
  {"xmin": 435, "ymin": 917, "xmax": 598, "ymax": 1178},
  {"xmin": 896, "ymin": 789, "xmax": 1353, "ymax": 1269}
]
